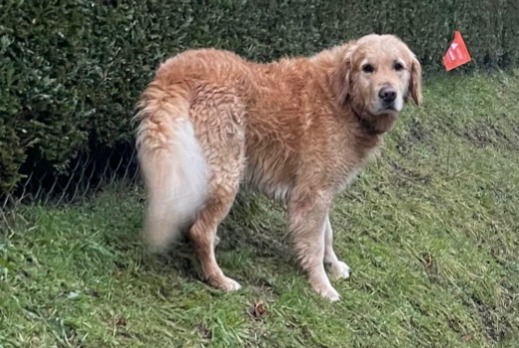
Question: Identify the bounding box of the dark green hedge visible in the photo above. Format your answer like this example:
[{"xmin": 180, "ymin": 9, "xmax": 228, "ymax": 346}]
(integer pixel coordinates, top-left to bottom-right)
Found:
[{"xmin": 1, "ymin": 0, "xmax": 518, "ymax": 196}]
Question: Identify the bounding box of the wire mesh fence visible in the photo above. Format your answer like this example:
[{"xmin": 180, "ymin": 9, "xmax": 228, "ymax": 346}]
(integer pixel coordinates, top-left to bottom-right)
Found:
[{"xmin": 0, "ymin": 140, "xmax": 141, "ymax": 230}]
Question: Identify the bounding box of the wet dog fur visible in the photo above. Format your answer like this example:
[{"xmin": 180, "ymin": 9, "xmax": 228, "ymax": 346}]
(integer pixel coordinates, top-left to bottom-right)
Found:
[{"xmin": 134, "ymin": 33, "xmax": 422, "ymax": 301}]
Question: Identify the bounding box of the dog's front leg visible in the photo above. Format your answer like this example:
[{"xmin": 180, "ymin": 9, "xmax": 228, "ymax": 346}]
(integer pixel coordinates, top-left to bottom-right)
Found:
[
  {"xmin": 288, "ymin": 189, "xmax": 340, "ymax": 301},
  {"xmin": 324, "ymin": 214, "xmax": 351, "ymax": 280}
]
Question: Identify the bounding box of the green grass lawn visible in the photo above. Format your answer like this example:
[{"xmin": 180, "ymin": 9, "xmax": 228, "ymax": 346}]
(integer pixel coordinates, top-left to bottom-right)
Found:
[{"xmin": 2, "ymin": 71, "xmax": 519, "ymax": 347}]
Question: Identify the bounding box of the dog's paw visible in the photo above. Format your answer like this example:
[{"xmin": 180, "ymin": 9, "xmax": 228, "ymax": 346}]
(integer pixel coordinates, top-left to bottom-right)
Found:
[
  {"xmin": 310, "ymin": 278, "xmax": 341, "ymax": 302},
  {"xmin": 314, "ymin": 283, "xmax": 341, "ymax": 302},
  {"xmin": 221, "ymin": 277, "xmax": 242, "ymax": 291},
  {"xmin": 209, "ymin": 276, "xmax": 242, "ymax": 292},
  {"xmin": 328, "ymin": 261, "xmax": 351, "ymax": 280}
]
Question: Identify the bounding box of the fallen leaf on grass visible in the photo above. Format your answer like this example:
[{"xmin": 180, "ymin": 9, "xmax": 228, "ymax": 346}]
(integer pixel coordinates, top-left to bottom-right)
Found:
[
  {"xmin": 251, "ymin": 301, "xmax": 266, "ymax": 319},
  {"xmin": 116, "ymin": 317, "xmax": 127, "ymax": 327}
]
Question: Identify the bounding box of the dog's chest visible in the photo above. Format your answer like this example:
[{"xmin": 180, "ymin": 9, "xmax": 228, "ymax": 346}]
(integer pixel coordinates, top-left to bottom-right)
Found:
[{"xmin": 334, "ymin": 139, "xmax": 382, "ymax": 193}]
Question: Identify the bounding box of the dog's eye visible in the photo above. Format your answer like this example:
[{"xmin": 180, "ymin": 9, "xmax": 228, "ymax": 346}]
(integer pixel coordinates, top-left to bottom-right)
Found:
[
  {"xmin": 361, "ymin": 64, "xmax": 374, "ymax": 73},
  {"xmin": 394, "ymin": 62, "xmax": 404, "ymax": 71}
]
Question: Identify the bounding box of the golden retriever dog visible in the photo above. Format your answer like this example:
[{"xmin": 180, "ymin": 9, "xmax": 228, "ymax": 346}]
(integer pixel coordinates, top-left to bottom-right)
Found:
[{"xmin": 135, "ymin": 34, "xmax": 422, "ymax": 301}]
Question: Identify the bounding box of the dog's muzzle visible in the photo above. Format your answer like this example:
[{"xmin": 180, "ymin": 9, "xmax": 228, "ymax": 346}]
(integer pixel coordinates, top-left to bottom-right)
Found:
[{"xmin": 378, "ymin": 86, "xmax": 397, "ymax": 110}]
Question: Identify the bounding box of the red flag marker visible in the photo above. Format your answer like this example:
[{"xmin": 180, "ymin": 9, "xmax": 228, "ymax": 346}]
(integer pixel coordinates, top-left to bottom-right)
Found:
[{"xmin": 443, "ymin": 31, "xmax": 472, "ymax": 71}]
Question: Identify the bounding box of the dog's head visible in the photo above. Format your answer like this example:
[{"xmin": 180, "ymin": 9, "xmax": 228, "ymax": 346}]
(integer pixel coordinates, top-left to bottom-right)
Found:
[{"xmin": 330, "ymin": 34, "xmax": 422, "ymax": 133}]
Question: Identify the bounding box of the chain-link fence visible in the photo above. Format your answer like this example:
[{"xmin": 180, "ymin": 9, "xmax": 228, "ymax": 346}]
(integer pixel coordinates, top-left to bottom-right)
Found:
[{"xmin": 0, "ymin": 142, "xmax": 141, "ymax": 229}]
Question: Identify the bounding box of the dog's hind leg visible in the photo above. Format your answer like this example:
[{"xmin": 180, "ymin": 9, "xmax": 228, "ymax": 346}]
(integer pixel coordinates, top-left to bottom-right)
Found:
[
  {"xmin": 190, "ymin": 185, "xmax": 241, "ymax": 291},
  {"xmin": 188, "ymin": 94, "xmax": 246, "ymax": 291},
  {"xmin": 288, "ymin": 189, "xmax": 340, "ymax": 301}
]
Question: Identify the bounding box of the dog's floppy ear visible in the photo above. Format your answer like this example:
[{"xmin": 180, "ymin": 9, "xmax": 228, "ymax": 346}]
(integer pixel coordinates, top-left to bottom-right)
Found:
[
  {"xmin": 408, "ymin": 56, "xmax": 422, "ymax": 106},
  {"xmin": 329, "ymin": 42, "xmax": 357, "ymax": 106}
]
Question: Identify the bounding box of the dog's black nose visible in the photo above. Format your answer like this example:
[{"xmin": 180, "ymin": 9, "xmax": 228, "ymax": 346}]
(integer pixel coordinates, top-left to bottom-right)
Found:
[{"xmin": 379, "ymin": 87, "xmax": 397, "ymax": 103}]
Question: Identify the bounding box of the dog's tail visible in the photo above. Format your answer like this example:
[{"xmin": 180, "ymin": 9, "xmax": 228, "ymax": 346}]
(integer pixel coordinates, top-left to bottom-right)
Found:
[{"xmin": 134, "ymin": 82, "xmax": 208, "ymax": 252}]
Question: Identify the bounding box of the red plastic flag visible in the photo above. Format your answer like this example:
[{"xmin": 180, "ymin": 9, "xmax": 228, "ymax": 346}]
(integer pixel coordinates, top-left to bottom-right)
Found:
[{"xmin": 443, "ymin": 31, "xmax": 471, "ymax": 71}]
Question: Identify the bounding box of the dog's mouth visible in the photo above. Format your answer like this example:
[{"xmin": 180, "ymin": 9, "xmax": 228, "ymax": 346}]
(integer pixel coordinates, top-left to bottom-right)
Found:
[
  {"xmin": 372, "ymin": 103, "xmax": 398, "ymax": 115},
  {"xmin": 382, "ymin": 102, "xmax": 396, "ymax": 111}
]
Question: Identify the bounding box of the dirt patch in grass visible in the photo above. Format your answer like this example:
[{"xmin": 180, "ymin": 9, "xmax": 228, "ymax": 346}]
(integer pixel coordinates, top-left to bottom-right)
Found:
[
  {"xmin": 390, "ymin": 162, "xmax": 432, "ymax": 187},
  {"xmin": 396, "ymin": 119, "xmax": 430, "ymax": 155},
  {"xmin": 465, "ymin": 293, "xmax": 515, "ymax": 343},
  {"xmin": 462, "ymin": 120, "xmax": 519, "ymax": 151}
]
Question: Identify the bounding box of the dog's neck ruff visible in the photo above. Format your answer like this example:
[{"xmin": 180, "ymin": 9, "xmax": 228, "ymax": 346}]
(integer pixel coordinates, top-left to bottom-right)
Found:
[{"xmin": 350, "ymin": 104, "xmax": 386, "ymax": 136}]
